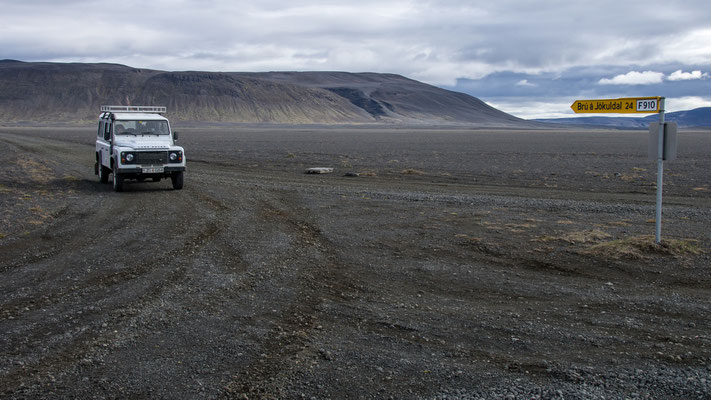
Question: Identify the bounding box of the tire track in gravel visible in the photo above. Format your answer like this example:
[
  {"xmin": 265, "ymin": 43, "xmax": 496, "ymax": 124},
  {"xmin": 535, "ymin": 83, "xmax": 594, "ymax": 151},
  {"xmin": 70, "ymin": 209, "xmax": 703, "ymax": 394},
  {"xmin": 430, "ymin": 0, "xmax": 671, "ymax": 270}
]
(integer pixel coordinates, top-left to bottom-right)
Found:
[
  {"xmin": 222, "ymin": 189, "xmax": 369, "ymax": 398},
  {"xmin": 58, "ymin": 181, "xmax": 262, "ymax": 398},
  {"xmin": 1, "ymin": 187, "xmax": 218, "ymax": 317},
  {"xmin": 0, "ymin": 172, "xmax": 236, "ymax": 393}
]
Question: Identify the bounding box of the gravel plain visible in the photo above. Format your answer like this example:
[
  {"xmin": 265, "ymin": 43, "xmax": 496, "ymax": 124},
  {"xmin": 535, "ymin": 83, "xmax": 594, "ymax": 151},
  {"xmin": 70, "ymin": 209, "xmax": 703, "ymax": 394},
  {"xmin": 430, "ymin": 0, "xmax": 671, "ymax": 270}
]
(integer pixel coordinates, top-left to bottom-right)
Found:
[{"xmin": 0, "ymin": 126, "xmax": 710, "ymax": 399}]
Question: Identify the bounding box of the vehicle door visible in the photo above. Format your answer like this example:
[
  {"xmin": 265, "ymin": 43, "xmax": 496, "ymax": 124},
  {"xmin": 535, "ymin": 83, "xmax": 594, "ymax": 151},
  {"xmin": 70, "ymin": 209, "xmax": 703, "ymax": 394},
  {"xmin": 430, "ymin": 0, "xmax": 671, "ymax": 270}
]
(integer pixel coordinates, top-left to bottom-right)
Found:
[{"xmin": 96, "ymin": 120, "xmax": 112, "ymax": 168}]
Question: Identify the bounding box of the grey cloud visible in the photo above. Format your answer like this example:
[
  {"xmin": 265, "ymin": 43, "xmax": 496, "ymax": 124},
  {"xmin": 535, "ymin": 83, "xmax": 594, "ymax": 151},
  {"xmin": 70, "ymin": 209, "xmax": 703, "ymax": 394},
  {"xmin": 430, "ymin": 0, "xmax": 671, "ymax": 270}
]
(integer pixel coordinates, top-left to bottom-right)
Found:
[
  {"xmin": 3, "ymin": 1, "xmax": 710, "ymax": 74},
  {"xmin": 2, "ymin": 0, "xmax": 710, "ymax": 116},
  {"xmin": 447, "ymin": 63, "xmax": 711, "ymax": 117}
]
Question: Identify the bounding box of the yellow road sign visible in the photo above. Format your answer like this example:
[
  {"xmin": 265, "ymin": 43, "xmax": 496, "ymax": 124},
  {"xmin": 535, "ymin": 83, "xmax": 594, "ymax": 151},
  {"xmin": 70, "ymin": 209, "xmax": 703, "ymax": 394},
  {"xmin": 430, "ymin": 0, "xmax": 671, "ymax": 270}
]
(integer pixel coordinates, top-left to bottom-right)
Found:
[{"xmin": 570, "ymin": 97, "xmax": 661, "ymax": 114}]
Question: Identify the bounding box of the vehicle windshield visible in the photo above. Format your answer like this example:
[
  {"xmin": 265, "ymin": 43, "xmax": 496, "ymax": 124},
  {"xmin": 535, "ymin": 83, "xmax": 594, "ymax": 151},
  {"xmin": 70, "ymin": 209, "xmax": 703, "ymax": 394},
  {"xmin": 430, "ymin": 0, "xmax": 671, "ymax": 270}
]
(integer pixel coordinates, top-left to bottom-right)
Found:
[{"xmin": 114, "ymin": 120, "xmax": 169, "ymax": 135}]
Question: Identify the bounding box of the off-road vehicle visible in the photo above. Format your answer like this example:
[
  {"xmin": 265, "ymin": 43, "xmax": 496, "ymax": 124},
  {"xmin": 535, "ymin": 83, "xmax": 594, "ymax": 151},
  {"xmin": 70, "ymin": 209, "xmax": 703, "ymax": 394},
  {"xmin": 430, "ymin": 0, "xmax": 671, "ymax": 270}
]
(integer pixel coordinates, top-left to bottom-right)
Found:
[{"xmin": 95, "ymin": 106, "xmax": 186, "ymax": 191}]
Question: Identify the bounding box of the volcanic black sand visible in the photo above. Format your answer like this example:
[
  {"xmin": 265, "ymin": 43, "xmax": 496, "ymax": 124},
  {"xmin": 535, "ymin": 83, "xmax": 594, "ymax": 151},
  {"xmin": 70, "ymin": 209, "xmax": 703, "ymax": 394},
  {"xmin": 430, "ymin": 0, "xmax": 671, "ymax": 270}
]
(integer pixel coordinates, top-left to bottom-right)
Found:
[{"xmin": 1, "ymin": 126, "xmax": 710, "ymax": 399}]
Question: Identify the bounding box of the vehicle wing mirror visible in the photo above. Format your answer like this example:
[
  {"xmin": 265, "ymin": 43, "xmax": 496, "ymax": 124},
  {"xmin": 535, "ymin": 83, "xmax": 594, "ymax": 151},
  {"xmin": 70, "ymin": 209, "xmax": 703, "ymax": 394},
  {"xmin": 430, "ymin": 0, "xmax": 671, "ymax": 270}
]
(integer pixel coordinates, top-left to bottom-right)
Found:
[{"xmin": 173, "ymin": 131, "xmax": 179, "ymax": 141}]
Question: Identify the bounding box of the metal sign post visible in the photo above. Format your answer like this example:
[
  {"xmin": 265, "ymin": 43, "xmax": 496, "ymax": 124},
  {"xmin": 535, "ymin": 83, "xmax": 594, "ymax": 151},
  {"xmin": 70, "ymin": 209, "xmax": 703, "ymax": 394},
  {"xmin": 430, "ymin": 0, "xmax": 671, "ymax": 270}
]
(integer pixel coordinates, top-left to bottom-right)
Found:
[{"xmin": 654, "ymin": 98, "xmax": 665, "ymax": 244}]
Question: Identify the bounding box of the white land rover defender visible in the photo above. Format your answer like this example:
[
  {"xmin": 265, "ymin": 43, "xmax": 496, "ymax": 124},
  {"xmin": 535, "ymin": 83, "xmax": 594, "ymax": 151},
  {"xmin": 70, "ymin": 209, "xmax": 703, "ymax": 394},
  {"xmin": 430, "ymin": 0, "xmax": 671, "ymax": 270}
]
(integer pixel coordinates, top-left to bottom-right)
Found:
[{"xmin": 95, "ymin": 106, "xmax": 186, "ymax": 191}]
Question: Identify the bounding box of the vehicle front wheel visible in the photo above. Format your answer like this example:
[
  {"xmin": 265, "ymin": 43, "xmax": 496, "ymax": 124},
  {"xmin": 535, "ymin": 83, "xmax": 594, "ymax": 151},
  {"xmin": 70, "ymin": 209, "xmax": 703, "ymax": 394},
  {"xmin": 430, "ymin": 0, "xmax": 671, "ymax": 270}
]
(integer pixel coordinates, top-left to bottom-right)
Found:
[
  {"xmin": 112, "ymin": 165, "xmax": 124, "ymax": 192},
  {"xmin": 171, "ymin": 171, "xmax": 184, "ymax": 190}
]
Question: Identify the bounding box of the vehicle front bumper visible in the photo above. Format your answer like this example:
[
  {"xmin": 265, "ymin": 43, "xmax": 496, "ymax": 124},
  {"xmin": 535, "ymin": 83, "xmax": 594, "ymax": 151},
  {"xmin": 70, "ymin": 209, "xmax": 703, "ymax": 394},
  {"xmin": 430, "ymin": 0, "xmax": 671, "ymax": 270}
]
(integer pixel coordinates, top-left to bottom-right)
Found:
[{"xmin": 117, "ymin": 166, "xmax": 186, "ymax": 174}]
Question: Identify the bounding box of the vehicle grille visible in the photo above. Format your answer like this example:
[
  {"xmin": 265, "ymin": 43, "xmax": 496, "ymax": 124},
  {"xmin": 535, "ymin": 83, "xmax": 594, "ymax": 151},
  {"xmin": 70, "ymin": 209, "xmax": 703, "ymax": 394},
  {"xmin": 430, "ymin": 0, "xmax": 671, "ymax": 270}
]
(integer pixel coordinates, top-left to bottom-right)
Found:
[{"xmin": 136, "ymin": 151, "xmax": 168, "ymax": 165}]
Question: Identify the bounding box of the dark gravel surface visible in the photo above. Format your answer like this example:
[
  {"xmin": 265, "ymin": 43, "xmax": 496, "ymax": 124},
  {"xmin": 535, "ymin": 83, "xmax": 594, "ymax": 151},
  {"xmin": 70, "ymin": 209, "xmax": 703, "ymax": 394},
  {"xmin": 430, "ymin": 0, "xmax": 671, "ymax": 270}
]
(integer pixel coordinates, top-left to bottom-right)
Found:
[{"xmin": 1, "ymin": 126, "xmax": 710, "ymax": 399}]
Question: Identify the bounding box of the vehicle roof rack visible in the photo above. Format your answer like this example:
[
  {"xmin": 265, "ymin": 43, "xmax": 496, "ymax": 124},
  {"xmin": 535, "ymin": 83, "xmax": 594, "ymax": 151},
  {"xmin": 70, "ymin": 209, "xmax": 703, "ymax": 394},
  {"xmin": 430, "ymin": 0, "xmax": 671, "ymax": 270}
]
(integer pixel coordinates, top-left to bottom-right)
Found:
[{"xmin": 100, "ymin": 105, "xmax": 166, "ymax": 114}]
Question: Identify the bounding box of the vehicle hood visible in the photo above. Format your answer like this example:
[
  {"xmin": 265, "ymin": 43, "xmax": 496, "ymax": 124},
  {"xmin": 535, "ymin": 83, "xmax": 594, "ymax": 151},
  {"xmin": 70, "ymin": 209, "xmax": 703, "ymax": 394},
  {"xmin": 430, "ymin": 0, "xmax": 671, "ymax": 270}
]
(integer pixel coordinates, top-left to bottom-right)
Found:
[{"xmin": 114, "ymin": 136, "xmax": 172, "ymax": 149}]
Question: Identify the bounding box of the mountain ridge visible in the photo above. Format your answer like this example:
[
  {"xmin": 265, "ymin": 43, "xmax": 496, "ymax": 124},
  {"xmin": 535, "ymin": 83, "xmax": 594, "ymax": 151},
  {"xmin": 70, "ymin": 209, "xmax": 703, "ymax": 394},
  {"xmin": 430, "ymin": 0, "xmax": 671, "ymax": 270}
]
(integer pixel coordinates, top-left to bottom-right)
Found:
[{"xmin": 0, "ymin": 60, "xmax": 536, "ymax": 127}]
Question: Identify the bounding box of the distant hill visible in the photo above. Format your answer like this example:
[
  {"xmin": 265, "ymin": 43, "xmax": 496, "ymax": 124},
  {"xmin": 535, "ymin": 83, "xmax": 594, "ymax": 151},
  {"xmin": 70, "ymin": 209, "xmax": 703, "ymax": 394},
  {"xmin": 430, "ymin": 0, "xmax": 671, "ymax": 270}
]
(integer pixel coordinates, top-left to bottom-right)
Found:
[
  {"xmin": 535, "ymin": 107, "xmax": 711, "ymax": 129},
  {"xmin": 0, "ymin": 60, "xmax": 536, "ymax": 127}
]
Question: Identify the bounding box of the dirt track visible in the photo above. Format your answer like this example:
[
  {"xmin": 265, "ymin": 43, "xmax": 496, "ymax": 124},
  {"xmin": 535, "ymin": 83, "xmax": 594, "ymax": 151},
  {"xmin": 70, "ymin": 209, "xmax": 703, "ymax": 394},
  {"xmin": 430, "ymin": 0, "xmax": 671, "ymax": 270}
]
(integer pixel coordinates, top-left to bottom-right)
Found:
[{"xmin": 1, "ymin": 126, "xmax": 710, "ymax": 399}]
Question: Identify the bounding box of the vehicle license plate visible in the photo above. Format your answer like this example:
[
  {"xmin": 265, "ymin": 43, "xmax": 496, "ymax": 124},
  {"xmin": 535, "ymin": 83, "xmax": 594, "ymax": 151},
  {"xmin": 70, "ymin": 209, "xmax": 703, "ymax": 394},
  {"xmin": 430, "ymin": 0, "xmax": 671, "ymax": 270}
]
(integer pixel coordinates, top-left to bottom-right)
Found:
[{"xmin": 142, "ymin": 167, "xmax": 164, "ymax": 173}]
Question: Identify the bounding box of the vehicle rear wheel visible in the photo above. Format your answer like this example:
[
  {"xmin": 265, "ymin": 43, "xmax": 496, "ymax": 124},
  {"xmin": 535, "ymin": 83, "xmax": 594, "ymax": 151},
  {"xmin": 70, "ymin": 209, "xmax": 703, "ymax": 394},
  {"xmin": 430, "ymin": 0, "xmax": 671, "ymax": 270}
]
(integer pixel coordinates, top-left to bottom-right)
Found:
[
  {"xmin": 112, "ymin": 164, "xmax": 124, "ymax": 192},
  {"xmin": 171, "ymin": 171, "xmax": 184, "ymax": 190},
  {"xmin": 98, "ymin": 164, "xmax": 110, "ymax": 183}
]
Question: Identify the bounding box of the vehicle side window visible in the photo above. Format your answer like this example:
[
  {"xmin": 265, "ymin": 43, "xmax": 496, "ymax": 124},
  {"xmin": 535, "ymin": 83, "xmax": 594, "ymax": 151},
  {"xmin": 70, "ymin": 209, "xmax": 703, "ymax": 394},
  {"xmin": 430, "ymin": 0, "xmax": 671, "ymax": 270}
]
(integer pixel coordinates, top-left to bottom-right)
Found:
[
  {"xmin": 98, "ymin": 121, "xmax": 103, "ymax": 137},
  {"xmin": 104, "ymin": 121, "xmax": 111, "ymax": 141}
]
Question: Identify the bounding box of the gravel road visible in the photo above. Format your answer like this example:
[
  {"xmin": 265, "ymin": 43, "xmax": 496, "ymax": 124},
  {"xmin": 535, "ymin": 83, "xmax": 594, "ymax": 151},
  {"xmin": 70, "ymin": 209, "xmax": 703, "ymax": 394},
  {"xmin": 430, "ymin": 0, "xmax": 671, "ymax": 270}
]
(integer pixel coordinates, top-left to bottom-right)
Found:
[{"xmin": 1, "ymin": 126, "xmax": 710, "ymax": 399}]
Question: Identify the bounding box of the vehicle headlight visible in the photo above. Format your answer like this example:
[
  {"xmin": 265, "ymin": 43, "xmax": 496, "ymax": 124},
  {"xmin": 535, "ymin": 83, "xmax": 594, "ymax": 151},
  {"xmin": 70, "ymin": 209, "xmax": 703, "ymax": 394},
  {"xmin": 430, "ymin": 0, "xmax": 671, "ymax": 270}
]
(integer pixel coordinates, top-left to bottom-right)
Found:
[
  {"xmin": 126, "ymin": 153, "xmax": 134, "ymax": 162},
  {"xmin": 169, "ymin": 151, "xmax": 182, "ymax": 162},
  {"xmin": 121, "ymin": 152, "xmax": 136, "ymax": 164}
]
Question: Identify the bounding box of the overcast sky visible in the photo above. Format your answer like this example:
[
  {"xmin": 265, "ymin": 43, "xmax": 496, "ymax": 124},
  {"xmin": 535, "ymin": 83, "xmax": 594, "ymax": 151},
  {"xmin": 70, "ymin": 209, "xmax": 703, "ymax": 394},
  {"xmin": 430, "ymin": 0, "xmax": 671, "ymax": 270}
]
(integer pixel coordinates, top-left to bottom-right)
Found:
[{"xmin": 2, "ymin": 0, "xmax": 710, "ymax": 118}]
